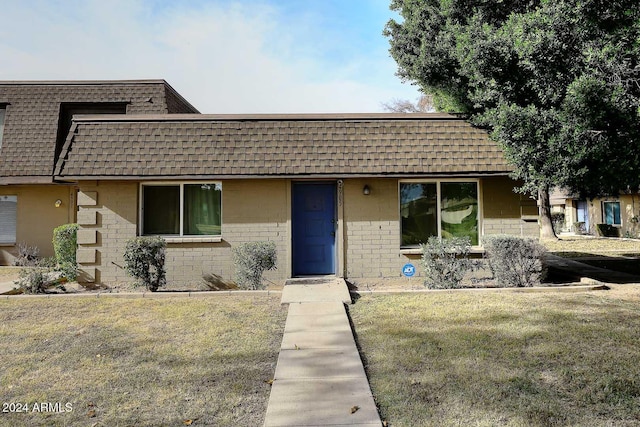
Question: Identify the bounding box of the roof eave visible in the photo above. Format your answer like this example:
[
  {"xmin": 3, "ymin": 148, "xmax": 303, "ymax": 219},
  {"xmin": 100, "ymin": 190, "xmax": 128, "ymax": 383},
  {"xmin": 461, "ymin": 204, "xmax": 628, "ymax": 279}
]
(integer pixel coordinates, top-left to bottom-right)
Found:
[{"xmin": 53, "ymin": 171, "xmax": 513, "ymax": 182}]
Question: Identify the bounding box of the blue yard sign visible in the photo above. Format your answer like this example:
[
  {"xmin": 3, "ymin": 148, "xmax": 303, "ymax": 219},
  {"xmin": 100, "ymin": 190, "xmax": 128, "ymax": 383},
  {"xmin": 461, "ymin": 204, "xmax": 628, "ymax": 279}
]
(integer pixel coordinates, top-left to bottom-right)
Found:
[{"xmin": 402, "ymin": 263, "xmax": 416, "ymax": 277}]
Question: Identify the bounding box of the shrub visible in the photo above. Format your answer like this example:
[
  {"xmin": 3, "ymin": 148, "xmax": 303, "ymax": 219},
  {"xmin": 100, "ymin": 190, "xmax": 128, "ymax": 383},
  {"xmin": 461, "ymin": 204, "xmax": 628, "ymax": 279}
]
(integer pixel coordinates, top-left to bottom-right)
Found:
[
  {"xmin": 483, "ymin": 236, "xmax": 547, "ymax": 287},
  {"xmin": 596, "ymin": 223, "xmax": 619, "ymax": 237},
  {"xmin": 15, "ymin": 268, "xmax": 47, "ymax": 294},
  {"xmin": 123, "ymin": 236, "xmax": 167, "ymax": 292},
  {"xmin": 420, "ymin": 236, "xmax": 474, "ymax": 289},
  {"xmin": 13, "ymin": 242, "xmax": 40, "ymax": 267},
  {"xmin": 233, "ymin": 241, "xmax": 277, "ymax": 290},
  {"xmin": 53, "ymin": 223, "xmax": 79, "ymax": 281}
]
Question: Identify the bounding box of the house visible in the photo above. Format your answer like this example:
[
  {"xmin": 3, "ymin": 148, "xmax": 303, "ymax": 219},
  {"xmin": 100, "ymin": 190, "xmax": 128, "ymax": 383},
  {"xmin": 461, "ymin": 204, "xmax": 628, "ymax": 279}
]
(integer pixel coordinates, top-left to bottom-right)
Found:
[
  {"xmin": 50, "ymin": 111, "xmax": 540, "ymax": 285},
  {"xmin": 0, "ymin": 80, "xmax": 198, "ymax": 264},
  {"xmin": 551, "ymin": 189, "xmax": 640, "ymax": 237}
]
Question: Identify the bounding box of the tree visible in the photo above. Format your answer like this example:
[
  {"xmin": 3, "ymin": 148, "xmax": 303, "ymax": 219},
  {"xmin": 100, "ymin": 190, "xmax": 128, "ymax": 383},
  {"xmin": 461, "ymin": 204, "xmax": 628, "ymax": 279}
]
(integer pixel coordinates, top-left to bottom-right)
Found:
[
  {"xmin": 382, "ymin": 94, "xmax": 435, "ymax": 113},
  {"xmin": 385, "ymin": 0, "xmax": 640, "ymax": 239}
]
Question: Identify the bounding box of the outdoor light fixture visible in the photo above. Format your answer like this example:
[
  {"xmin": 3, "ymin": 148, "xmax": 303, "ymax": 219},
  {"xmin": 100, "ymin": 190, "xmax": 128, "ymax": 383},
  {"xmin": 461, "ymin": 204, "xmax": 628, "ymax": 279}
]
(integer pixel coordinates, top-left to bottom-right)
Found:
[
  {"xmin": 54, "ymin": 199, "xmax": 62, "ymax": 208},
  {"xmin": 363, "ymin": 185, "xmax": 371, "ymax": 195}
]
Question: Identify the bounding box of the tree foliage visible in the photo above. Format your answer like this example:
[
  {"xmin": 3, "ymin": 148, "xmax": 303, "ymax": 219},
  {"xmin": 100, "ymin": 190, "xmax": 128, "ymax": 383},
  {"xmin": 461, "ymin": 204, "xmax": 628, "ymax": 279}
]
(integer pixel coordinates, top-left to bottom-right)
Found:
[{"xmin": 385, "ymin": 1, "xmax": 640, "ymax": 221}]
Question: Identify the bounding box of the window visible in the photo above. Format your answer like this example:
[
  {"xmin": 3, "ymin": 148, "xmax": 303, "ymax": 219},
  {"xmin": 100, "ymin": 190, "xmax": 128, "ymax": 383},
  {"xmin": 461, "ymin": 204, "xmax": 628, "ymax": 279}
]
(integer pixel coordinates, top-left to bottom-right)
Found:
[
  {"xmin": 400, "ymin": 181, "xmax": 479, "ymax": 247},
  {"xmin": 0, "ymin": 106, "xmax": 6, "ymax": 149},
  {"xmin": 0, "ymin": 195, "xmax": 17, "ymax": 245},
  {"xmin": 603, "ymin": 201, "xmax": 621, "ymax": 226},
  {"xmin": 142, "ymin": 183, "xmax": 221, "ymax": 236}
]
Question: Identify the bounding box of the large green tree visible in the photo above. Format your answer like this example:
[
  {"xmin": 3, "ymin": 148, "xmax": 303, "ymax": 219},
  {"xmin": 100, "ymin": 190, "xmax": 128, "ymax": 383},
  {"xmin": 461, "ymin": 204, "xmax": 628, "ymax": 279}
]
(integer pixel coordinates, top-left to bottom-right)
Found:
[{"xmin": 385, "ymin": 0, "xmax": 640, "ymax": 238}]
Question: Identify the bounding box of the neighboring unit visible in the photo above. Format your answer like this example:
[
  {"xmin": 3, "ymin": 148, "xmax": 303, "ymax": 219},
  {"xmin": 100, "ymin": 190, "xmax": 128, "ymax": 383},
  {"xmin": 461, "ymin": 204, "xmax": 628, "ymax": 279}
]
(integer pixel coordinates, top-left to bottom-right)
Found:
[
  {"xmin": 551, "ymin": 189, "xmax": 640, "ymax": 237},
  {"xmin": 0, "ymin": 80, "xmax": 198, "ymax": 264}
]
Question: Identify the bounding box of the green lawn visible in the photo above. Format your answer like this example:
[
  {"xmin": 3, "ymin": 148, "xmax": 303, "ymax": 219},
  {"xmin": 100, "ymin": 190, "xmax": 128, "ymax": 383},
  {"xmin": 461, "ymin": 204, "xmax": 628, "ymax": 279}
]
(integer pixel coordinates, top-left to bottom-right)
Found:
[
  {"xmin": 0, "ymin": 295, "xmax": 287, "ymax": 426},
  {"xmin": 350, "ymin": 286, "xmax": 640, "ymax": 427}
]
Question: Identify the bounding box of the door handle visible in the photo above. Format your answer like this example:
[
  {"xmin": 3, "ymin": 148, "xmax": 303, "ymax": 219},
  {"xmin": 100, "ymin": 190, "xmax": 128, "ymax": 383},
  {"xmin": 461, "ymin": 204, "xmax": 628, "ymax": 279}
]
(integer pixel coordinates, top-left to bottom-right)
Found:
[{"xmin": 330, "ymin": 231, "xmax": 336, "ymax": 237}]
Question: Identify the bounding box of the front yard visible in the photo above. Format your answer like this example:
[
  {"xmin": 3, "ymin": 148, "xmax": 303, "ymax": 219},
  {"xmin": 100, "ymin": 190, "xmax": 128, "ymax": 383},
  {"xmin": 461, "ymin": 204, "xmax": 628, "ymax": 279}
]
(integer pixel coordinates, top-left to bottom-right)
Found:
[
  {"xmin": 349, "ymin": 286, "xmax": 640, "ymax": 426},
  {"xmin": 0, "ymin": 295, "xmax": 287, "ymax": 426}
]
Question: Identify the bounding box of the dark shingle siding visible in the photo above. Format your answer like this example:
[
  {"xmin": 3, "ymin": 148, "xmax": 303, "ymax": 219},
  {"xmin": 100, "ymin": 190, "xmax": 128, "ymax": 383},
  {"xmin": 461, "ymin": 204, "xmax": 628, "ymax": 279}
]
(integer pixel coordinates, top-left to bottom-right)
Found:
[
  {"xmin": 0, "ymin": 81, "xmax": 194, "ymax": 179},
  {"xmin": 55, "ymin": 117, "xmax": 511, "ymax": 178}
]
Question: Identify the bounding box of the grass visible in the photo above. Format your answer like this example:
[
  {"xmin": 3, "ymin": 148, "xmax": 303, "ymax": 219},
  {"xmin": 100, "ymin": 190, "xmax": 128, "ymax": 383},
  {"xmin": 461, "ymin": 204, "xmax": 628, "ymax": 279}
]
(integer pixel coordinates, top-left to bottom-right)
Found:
[
  {"xmin": 350, "ymin": 286, "xmax": 640, "ymax": 426},
  {"xmin": 0, "ymin": 295, "xmax": 287, "ymax": 426}
]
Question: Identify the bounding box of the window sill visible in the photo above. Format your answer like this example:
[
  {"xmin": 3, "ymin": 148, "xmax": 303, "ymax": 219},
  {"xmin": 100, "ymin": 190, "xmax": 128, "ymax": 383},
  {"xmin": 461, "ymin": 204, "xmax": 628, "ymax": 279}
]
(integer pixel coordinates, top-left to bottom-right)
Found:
[
  {"xmin": 164, "ymin": 236, "xmax": 223, "ymax": 244},
  {"xmin": 400, "ymin": 246, "xmax": 485, "ymax": 255}
]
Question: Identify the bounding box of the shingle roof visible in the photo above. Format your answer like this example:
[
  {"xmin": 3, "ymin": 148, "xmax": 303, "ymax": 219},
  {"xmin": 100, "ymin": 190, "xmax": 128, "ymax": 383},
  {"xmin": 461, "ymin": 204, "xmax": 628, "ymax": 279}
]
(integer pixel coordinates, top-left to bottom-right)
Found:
[
  {"xmin": 0, "ymin": 80, "xmax": 199, "ymax": 183},
  {"xmin": 54, "ymin": 113, "xmax": 512, "ymax": 180}
]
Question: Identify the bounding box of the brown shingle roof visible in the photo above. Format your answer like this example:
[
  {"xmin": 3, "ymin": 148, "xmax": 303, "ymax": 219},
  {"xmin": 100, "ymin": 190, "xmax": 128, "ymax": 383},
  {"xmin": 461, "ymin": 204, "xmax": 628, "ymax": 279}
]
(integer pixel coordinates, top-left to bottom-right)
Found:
[
  {"xmin": 0, "ymin": 80, "xmax": 199, "ymax": 183},
  {"xmin": 54, "ymin": 113, "xmax": 511, "ymax": 180}
]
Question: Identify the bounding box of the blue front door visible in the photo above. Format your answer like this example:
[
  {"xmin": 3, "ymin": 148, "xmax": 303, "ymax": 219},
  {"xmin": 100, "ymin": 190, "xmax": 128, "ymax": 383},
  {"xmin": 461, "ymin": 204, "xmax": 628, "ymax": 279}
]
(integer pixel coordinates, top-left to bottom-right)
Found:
[{"xmin": 292, "ymin": 183, "xmax": 336, "ymax": 276}]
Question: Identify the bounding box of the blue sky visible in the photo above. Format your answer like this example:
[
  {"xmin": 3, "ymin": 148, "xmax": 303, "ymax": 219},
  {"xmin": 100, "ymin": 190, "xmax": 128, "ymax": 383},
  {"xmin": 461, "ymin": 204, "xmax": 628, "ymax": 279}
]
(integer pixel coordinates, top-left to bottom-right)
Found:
[{"xmin": 0, "ymin": 0, "xmax": 420, "ymax": 113}]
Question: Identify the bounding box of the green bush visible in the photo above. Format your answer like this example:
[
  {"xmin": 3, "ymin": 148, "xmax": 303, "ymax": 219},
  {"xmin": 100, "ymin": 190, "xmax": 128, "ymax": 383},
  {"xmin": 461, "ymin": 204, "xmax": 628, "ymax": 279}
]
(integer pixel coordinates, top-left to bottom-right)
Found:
[
  {"xmin": 53, "ymin": 223, "xmax": 79, "ymax": 281},
  {"xmin": 123, "ymin": 236, "xmax": 167, "ymax": 292},
  {"xmin": 233, "ymin": 241, "xmax": 277, "ymax": 290},
  {"xmin": 484, "ymin": 236, "xmax": 547, "ymax": 287},
  {"xmin": 420, "ymin": 236, "xmax": 474, "ymax": 289},
  {"xmin": 596, "ymin": 223, "xmax": 619, "ymax": 237}
]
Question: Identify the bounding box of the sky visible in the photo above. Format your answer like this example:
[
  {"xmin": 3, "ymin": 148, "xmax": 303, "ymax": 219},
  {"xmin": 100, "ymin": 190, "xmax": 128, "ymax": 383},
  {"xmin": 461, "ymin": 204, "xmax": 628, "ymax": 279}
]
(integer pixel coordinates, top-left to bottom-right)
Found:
[{"xmin": 0, "ymin": 0, "xmax": 420, "ymax": 113}]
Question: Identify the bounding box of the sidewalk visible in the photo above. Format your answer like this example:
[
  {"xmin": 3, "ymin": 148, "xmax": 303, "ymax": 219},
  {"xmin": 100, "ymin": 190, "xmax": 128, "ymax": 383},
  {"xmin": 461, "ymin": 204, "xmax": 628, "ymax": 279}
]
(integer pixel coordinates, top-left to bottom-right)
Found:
[
  {"xmin": 0, "ymin": 280, "xmax": 17, "ymax": 295},
  {"xmin": 264, "ymin": 278, "xmax": 381, "ymax": 427}
]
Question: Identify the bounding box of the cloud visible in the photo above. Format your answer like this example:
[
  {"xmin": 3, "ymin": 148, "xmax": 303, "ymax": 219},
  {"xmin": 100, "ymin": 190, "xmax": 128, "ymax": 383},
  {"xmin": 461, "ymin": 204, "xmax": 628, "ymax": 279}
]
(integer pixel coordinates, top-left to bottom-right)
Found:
[{"xmin": 0, "ymin": 0, "xmax": 419, "ymax": 113}]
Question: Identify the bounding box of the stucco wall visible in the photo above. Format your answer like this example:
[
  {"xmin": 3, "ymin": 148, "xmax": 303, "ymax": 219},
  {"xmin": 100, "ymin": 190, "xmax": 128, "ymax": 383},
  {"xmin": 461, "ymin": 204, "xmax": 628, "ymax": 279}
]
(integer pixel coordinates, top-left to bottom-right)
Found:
[
  {"xmin": 0, "ymin": 184, "xmax": 74, "ymax": 264},
  {"xmin": 77, "ymin": 180, "xmax": 289, "ymax": 285},
  {"xmin": 481, "ymin": 176, "xmax": 539, "ymax": 238},
  {"xmin": 585, "ymin": 195, "xmax": 640, "ymax": 237}
]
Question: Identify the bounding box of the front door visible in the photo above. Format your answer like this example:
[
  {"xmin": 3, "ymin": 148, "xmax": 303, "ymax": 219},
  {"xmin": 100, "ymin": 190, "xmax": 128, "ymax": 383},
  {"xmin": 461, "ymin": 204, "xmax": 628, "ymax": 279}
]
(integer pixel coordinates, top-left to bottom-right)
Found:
[
  {"xmin": 576, "ymin": 200, "xmax": 589, "ymax": 232},
  {"xmin": 292, "ymin": 182, "xmax": 336, "ymax": 276}
]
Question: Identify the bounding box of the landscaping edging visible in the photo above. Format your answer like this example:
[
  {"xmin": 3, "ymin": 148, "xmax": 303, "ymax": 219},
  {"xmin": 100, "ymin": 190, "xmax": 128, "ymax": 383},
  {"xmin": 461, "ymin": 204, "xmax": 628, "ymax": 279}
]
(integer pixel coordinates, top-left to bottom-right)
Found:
[
  {"xmin": 2, "ymin": 290, "xmax": 282, "ymax": 300},
  {"xmin": 351, "ymin": 282, "xmax": 610, "ymax": 296}
]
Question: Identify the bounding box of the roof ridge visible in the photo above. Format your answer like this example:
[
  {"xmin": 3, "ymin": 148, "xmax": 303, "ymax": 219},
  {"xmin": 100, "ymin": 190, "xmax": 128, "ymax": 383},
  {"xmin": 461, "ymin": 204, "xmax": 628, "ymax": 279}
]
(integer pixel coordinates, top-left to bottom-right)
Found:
[
  {"xmin": 0, "ymin": 79, "xmax": 168, "ymax": 85},
  {"xmin": 70, "ymin": 112, "xmax": 466, "ymax": 122}
]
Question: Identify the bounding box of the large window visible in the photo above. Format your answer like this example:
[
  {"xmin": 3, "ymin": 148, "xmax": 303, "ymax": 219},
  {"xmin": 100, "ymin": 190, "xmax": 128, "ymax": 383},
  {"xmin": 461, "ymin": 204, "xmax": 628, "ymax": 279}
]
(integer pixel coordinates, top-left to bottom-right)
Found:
[
  {"xmin": 603, "ymin": 201, "xmax": 621, "ymax": 226},
  {"xmin": 400, "ymin": 181, "xmax": 479, "ymax": 247},
  {"xmin": 0, "ymin": 195, "xmax": 17, "ymax": 245},
  {"xmin": 142, "ymin": 183, "xmax": 221, "ymax": 236}
]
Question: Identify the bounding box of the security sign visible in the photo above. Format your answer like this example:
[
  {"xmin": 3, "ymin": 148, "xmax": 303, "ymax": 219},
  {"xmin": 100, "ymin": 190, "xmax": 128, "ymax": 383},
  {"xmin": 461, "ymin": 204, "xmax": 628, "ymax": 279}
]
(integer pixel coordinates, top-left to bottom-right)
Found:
[{"xmin": 402, "ymin": 263, "xmax": 416, "ymax": 277}]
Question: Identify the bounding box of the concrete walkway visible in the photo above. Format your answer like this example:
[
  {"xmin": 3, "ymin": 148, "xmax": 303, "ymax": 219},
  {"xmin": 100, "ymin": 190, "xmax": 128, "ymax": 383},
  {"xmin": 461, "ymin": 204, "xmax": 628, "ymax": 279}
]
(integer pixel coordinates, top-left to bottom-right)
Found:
[
  {"xmin": 264, "ymin": 278, "xmax": 381, "ymax": 427},
  {"xmin": 0, "ymin": 280, "xmax": 17, "ymax": 295}
]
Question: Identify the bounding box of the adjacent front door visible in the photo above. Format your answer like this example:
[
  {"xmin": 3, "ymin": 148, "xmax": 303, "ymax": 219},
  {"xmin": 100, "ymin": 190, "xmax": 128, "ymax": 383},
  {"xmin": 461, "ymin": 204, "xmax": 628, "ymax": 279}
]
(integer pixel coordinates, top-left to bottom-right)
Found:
[{"xmin": 292, "ymin": 182, "xmax": 336, "ymax": 276}]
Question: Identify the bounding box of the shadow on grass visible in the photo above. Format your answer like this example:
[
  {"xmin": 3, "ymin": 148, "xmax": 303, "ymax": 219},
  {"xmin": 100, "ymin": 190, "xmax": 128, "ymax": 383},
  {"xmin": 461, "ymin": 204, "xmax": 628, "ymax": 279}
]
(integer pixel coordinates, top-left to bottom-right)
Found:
[{"xmin": 548, "ymin": 252, "xmax": 640, "ymax": 283}]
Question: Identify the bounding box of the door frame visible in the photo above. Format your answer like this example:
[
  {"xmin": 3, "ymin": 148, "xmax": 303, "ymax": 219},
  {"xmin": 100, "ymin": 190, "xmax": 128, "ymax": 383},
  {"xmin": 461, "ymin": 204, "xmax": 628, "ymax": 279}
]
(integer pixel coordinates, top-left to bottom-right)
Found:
[{"xmin": 290, "ymin": 180, "xmax": 340, "ymax": 277}]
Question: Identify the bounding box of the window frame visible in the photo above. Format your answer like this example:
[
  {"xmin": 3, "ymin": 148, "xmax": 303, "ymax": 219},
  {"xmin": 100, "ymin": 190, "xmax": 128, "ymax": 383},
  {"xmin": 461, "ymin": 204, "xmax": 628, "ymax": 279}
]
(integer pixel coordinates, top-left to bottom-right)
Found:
[
  {"xmin": 602, "ymin": 200, "xmax": 622, "ymax": 226},
  {"xmin": 139, "ymin": 182, "xmax": 223, "ymax": 241},
  {"xmin": 0, "ymin": 195, "xmax": 17, "ymax": 246},
  {"xmin": 399, "ymin": 178, "xmax": 482, "ymax": 249}
]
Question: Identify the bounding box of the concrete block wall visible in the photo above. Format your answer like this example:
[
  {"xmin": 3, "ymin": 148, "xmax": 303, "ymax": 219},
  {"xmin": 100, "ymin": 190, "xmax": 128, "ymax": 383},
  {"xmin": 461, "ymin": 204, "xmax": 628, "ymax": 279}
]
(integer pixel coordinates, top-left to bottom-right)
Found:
[
  {"xmin": 76, "ymin": 182, "xmax": 138, "ymax": 284},
  {"xmin": 77, "ymin": 179, "xmax": 289, "ymax": 286},
  {"xmin": 343, "ymin": 178, "xmax": 406, "ymax": 278}
]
